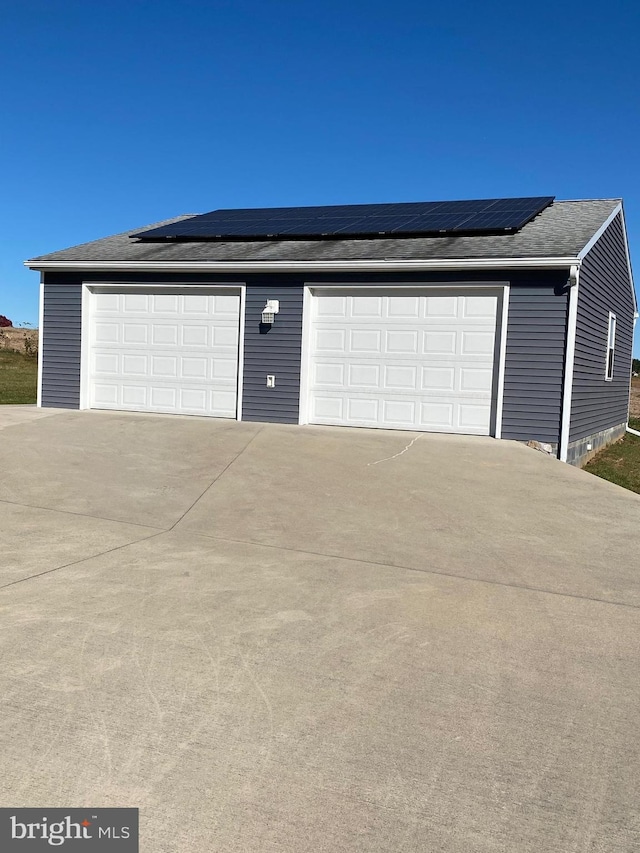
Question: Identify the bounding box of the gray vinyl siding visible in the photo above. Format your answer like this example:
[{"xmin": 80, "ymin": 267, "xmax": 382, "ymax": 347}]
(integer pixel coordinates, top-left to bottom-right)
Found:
[
  {"xmin": 242, "ymin": 285, "xmax": 303, "ymax": 423},
  {"xmin": 41, "ymin": 283, "xmax": 82, "ymax": 408},
  {"xmin": 501, "ymin": 285, "xmax": 569, "ymax": 444},
  {"xmin": 569, "ymin": 213, "xmax": 635, "ymax": 442}
]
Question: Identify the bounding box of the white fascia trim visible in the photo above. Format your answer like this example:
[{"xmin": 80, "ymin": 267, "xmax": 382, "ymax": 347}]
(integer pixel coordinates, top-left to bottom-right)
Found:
[
  {"xmin": 25, "ymin": 257, "xmax": 579, "ymax": 273},
  {"xmin": 559, "ymin": 265, "xmax": 580, "ymax": 462},
  {"xmin": 36, "ymin": 277, "xmax": 44, "ymax": 407}
]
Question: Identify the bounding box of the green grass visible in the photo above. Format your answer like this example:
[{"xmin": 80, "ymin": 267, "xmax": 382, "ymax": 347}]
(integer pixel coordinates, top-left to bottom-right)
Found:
[
  {"xmin": 0, "ymin": 350, "xmax": 38, "ymax": 404},
  {"xmin": 585, "ymin": 417, "xmax": 640, "ymax": 494}
]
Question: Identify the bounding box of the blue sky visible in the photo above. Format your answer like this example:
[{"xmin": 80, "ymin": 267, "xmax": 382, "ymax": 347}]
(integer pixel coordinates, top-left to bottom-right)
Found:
[{"xmin": 2, "ymin": 0, "xmax": 639, "ymax": 354}]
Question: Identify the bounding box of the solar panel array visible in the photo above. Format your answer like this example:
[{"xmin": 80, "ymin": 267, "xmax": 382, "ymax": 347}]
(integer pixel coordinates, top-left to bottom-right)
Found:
[{"xmin": 132, "ymin": 197, "xmax": 554, "ymax": 241}]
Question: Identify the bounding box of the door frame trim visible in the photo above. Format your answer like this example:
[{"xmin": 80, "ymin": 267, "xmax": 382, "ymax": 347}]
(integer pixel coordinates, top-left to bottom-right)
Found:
[
  {"xmin": 298, "ymin": 283, "xmax": 509, "ymax": 436},
  {"xmin": 81, "ymin": 282, "xmax": 246, "ymax": 419}
]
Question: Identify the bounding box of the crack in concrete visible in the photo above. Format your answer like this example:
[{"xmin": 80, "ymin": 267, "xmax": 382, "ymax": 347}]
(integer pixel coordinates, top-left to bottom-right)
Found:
[{"xmin": 367, "ymin": 434, "xmax": 423, "ymax": 466}]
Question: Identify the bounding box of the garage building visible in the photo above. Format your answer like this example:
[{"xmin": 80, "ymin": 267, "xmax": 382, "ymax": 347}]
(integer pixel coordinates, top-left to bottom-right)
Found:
[{"xmin": 26, "ymin": 196, "xmax": 637, "ymax": 466}]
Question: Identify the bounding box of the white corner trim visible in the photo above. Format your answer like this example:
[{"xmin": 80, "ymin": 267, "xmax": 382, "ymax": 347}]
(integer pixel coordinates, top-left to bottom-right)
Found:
[
  {"xmin": 494, "ymin": 285, "xmax": 510, "ymax": 440},
  {"xmin": 25, "ymin": 256, "xmax": 580, "ymax": 273},
  {"xmin": 560, "ymin": 266, "xmax": 580, "ymax": 462},
  {"xmin": 36, "ymin": 279, "xmax": 44, "ymax": 407},
  {"xmin": 577, "ymin": 203, "xmax": 622, "ymax": 259},
  {"xmin": 298, "ymin": 286, "xmax": 313, "ymax": 425},
  {"xmin": 236, "ymin": 285, "xmax": 246, "ymax": 421},
  {"xmin": 79, "ymin": 284, "xmax": 92, "ymax": 409},
  {"xmin": 618, "ymin": 205, "xmax": 637, "ymax": 313}
]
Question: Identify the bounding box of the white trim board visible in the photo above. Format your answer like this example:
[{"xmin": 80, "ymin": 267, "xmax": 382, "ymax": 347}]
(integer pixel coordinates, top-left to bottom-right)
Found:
[
  {"xmin": 494, "ymin": 285, "xmax": 510, "ymax": 440},
  {"xmin": 559, "ymin": 267, "xmax": 580, "ymax": 462},
  {"xmin": 26, "ymin": 257, "xmax": 579, "ymax": 273},
  {"xmin": 36, "ymin": 278, "xmax": 44, "ymax": 407},
  {"xmin": 298, "ymin": 286, "xmax": 313, "ymax": 425}
]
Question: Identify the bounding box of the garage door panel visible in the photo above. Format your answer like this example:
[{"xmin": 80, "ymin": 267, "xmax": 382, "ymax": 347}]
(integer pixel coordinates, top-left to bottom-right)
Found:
[
  {"xmin": 89, "ymin": 288, "xmax": 240, "ymax": 418},
  {"xmin": 420, "ymin": 401, "xmax": 454, "ymax": 429},
  {"xmin": 421, "ymin": 367, "xmax": 455, "ymax": 391},
  {"xmin": 123, "ymin": 324, "xmax": 148, "ymax": 344},
  {"xmin": 212, "ymin": 325, "xmax": 239, "ymax": 347},
  {"xmin": 348, "ymin": 364, "xmax": 379, "ymax": 387},
  {"xmin": 383, "ymin": 400, "xmax": 416, "ymax": 424},
  {"xmin": 152, "ymin": 325, "xmax": 179, "ymax": 345},
  {"xmin": 181, "ymin": 357, "xmax": 208, "ymax": 379},
  {"xmin": 94, "ymin": 353, "xmax": 119, "ymax": 374},
  {"xmin": 182, "ymin": 325, "xmax": 209, "ymax": 346},
  {"xmin": 316, "ymin": 296, "xmax": 347, "ymax": 317},
  {"xmin": 388, "ymin": 296, "xmax": 420, "ymax": 318},
  {"xmin": 123, "ymin": 293, "xmax": 149, "ymax": 312},
  {"xmin": 351, "ymin": 329, "xmax": 381, "ymax": 352},
  {"xmin": 308, "ymin": 289, "xmax": 499, "ymax": 435},
  {"xmin": 94, "ymin": 322, "xmax": 120, "ymax": 343},
  {"xmin": 182, "ymin": 294, "xmax": 209, "ymax": 313},
  {"xmin": 425, "ymin": 296, "xmax": 457, "ymax": 317},
  {"xmin": 95, "ymin": 293, "xmax": 120, "ymax": 312},
  {"xmin": 93, "ymin": 384, "xmax": 119, "ymax": 405},
  {"xmin": 460, "ymin": 368, "xmax": 493, "ymax": 392},
  {"xmin": 386, "ymin": 330, "xmax": 418, "ymax": 354},
  {"xmin": 462, "ymin": 294, "xmax": 498, "ymax": 318},
  {"xmin": 384, "ymin": 365, "xmax": 418, "ymax": 390},
  {"xmin": 179, "ymin": 389, "xmax": 207, "ymax": 411},
  {"xmin": 315, "ymin": 329, "xmax": 346, "ymax": 352},
  {"xmin": 348, "ymin": 398, "xmax": 379, "ymax": 422},
  {"xmin": 351, "ymin": 296, "xmax": 382, "ymax": 317},
  {"xmin": 422, "ymin": 331, "xmax": 456, "ymax": 354},
  {"xmin": 314, "ymin": 363, "xmax": 345, "ymax": 386},
  {"xmin": 459, "ymin": 404, "xmax": 491, "ymax": 430},
  {"xmin": 152, "ymin": 294, "xmax": 179, "ymax": 313},
  {"xmin": 461, "ymin": 330, "xmax": 494, "ymax": 355},
  {"xmin": 122, "ymin": 386, "xmax": 146, "ymax": 406}
]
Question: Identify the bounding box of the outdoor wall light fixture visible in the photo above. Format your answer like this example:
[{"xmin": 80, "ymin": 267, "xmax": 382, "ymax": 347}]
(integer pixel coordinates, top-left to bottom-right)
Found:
[{"xmin": 261, "ymin": 299, "xmax": 280, "ymax": 324}]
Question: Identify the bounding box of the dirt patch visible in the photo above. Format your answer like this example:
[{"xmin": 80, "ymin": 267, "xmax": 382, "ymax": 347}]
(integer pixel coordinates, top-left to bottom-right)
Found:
[
  {"xmin": 0, "ymin": 327, "xmax": 38, "ymax": 354},
  {"xmin": 630, "ymin": 377, "xmax": 640, "ymax": 418}
]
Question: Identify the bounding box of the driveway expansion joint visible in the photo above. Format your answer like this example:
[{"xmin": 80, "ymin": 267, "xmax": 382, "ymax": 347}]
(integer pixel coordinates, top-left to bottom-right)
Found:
[
  {"xmin": 168, "ymin": 427, "xmax": 265, "ymax": 531},
  {"xmin": 0, "ymin": 497, "xmax": 168, "ymax": 531},
  {"xmin": 180, "ymin": 529, "xmax": 640, "ymax": 612},
  {"xmin": 0, "ymin": 529, "xmax": 167, "ymax": 591}
]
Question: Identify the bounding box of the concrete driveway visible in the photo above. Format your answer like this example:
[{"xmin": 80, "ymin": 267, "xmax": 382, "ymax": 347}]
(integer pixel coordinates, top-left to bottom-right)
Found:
[{"xmin": 1, "ymin": 409, "xmax": 639, "ymax": 852}]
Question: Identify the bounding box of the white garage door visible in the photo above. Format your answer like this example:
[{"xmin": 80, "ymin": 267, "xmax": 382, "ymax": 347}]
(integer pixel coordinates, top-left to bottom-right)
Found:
[
  {"xmin": 90, "ymin": 288, "xmax": 241, "ymax": 417},
  {"xmin": 307, "ymin": 288, "xmax": 500, "ymax": 434}
]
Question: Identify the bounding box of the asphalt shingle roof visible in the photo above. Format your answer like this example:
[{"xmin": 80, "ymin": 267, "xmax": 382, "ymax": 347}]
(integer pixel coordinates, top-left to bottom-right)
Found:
[{"xmin": 27, "ymin": 200, "xmax": 621, "ymax": 265}]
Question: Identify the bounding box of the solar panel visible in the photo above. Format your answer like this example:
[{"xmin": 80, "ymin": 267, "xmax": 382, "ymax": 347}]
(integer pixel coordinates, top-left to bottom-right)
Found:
[{"xmin": 132, "ymin": 197, "xmax": 554, "ymax": 241}]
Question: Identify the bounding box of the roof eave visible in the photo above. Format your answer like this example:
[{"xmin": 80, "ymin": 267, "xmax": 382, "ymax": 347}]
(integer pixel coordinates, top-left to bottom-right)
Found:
[{"xmin": 25, "ymin": 256, "xmax": 580, "ymax": 273}]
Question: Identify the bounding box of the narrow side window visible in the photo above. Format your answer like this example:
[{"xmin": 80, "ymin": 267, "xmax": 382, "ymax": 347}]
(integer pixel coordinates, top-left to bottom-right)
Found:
[{"xmin": 605, "ymin": 312, "xmax": 616, "ymax": 381}]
